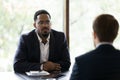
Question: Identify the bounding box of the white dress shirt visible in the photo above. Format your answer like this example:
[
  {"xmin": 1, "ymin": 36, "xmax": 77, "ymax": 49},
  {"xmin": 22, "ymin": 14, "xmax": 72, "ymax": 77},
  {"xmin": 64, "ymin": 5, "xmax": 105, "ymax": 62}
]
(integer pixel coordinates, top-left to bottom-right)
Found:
[{"xmin": 35, "ymin": 30, "xmax": 50, "ymax": 64}]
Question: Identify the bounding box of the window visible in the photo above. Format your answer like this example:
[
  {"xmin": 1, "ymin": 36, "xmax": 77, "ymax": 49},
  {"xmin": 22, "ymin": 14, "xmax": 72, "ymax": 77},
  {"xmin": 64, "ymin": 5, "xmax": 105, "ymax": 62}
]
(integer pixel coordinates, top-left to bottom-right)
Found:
[
  {"xmin": 70, "ymin": 0, "xmax": 120, "ymax": 63},
  {"xmin": 1, "ymin": 0, "xmax": 120, "ymax": 72},
  {"xmin": 0, "ymin": 0, "xmax": 63, "ymax": 71}
]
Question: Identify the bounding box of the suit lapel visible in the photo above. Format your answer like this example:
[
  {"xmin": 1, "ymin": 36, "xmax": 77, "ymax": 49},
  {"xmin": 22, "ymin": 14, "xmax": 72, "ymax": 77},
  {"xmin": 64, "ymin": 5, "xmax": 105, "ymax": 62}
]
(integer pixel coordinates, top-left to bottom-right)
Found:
[
  {"xmin": 33, "ymin": 30, "xmax": 41, "ymax": 62},
  {"xmin": 48, "ymin": 31, "xmax": 55, "ymax": 61}
]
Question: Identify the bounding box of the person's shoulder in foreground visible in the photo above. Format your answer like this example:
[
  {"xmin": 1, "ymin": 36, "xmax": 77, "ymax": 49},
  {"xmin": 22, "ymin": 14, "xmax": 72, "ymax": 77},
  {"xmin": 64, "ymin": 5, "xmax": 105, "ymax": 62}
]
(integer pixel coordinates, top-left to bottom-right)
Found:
[
  {"xmin": 70, "ymin": 14, "xmax": 120, "ymax": 80},
  {"xmin": 13, "ymin": 9, "xmax": 71, "ymax": 73}
]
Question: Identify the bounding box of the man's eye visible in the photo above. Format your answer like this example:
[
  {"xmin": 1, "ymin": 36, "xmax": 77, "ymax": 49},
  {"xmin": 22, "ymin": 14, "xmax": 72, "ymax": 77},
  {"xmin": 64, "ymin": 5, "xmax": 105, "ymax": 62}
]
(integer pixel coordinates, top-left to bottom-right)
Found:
[
  {"xmin": 38, "ymin": 20, "xmax": 50, "ymax": 25},
  {"xmin": 46, "ymin": 21, "xmax": 50, "ymax": 24},
  {"xmin": 38, "ymin": 22, "xmax": 43, "ymax": 24}
]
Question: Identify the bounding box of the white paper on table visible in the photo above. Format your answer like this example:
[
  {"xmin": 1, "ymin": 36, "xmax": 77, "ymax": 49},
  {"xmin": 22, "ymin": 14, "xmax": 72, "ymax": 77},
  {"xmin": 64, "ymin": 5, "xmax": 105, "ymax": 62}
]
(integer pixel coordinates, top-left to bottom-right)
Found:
[{"xmin": 26, "ymin": 70, "xmax": 50, "ymax": 76}]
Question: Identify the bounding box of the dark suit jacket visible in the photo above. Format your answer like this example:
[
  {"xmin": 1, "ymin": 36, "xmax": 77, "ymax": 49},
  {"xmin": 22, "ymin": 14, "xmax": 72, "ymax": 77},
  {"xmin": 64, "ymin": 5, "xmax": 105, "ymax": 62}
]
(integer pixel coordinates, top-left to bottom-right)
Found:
[
  {"xmin": 70, "ymin": 44, "xmax": 120, "ymax": 80},
  {"xmin": 13, "ymin": 29, "xmax": 71, "ymax": 73}
]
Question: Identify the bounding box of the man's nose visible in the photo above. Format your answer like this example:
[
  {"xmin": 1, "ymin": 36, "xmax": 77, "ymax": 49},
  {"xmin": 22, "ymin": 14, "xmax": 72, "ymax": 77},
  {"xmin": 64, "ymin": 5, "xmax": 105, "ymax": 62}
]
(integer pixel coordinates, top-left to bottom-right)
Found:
[
  {"xmin": 43, "ymin": 21, "xmax": 49, "ymax": 25},
  {"xmin": 42, "ymin": 24, "xmax": 48, "ymax": 27}
]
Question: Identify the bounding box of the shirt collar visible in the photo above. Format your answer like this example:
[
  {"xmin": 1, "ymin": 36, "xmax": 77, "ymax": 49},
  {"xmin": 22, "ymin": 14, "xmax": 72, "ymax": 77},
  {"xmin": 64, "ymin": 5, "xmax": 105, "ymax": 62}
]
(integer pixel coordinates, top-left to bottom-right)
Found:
[{"xmin": 96, "ymin": 42, "xmax": 112, "ymax": 48}]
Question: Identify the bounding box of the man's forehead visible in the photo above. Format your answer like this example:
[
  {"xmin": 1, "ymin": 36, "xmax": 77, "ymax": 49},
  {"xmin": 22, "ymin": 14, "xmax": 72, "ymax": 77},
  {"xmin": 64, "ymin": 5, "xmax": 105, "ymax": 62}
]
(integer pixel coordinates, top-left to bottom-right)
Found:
[{"xmin": 37, "ymin": 14, "xmax": 50, "ymax": 20}]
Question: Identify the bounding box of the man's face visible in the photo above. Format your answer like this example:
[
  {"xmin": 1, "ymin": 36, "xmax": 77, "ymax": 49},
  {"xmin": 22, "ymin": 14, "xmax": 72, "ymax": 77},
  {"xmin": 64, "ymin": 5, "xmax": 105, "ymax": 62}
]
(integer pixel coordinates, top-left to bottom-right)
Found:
[{"xmin": 34, "ymin": 14, "xmax": 51, "ymax": 36}]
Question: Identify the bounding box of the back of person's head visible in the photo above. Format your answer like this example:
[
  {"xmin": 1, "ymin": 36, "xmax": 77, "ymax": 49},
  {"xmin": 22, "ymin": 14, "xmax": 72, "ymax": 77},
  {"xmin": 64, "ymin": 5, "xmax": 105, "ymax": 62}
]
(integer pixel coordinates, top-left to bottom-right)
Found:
[
  {"xmin": 93, "ymin": 14, "xmax": 119, "ymax": 42},
  {"xmin": 34, "ymin": 9, "xmax": 51, "ymax": 21}
]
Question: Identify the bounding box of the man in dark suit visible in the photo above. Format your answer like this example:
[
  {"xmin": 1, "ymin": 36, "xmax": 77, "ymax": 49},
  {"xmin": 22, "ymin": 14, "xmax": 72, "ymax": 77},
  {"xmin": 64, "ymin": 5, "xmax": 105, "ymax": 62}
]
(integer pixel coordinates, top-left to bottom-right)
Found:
[
  {"xmin": 13, "ymin": 10, "xmax": 71, "ymax": 73},
  {"xmin": 70, "ymin": 14, "xmax": 120, "ymax": 80}
]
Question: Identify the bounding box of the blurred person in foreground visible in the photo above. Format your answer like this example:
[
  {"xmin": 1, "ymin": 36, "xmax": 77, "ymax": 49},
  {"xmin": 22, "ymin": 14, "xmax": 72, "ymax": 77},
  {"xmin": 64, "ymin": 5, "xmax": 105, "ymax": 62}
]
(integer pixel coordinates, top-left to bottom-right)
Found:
[
  {"xmin": 13, "ymin": 10, "xmax": 71, "ymax": 73},
  {"xmin": 70, "ymin": 14, "xmax": 120, "ymax": 80}
]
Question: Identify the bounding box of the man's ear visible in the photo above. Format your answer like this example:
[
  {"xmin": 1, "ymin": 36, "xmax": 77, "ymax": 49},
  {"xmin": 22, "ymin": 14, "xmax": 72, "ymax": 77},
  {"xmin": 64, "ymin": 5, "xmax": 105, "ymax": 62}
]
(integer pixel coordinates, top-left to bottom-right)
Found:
[
  {"xmin": 93, "ymin": 31, "xmax": 97, "ymax": 47},
  {"xmin": 93, "ymin": 31, "xmax": 97, "ymax": 39},
  {"xmin": 33, "ymin": 23, "xmax": 36, "ymax": 28}
]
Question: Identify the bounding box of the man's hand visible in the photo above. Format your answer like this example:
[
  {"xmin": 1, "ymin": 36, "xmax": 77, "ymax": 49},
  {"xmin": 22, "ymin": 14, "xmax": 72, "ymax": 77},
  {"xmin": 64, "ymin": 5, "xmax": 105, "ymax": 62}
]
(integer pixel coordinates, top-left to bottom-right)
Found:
[{"xmin": 43, "ymin": 61, "xmax": 61, "ymax": 71}]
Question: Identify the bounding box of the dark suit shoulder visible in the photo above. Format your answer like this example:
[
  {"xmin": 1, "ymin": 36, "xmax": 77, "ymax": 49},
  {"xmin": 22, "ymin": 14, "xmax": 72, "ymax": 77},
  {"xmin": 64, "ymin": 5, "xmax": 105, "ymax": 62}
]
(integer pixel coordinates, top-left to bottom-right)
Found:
[
  {"xmin": 76, "ymin": 50, "xmax": 95, "ymax": 60},
  {"xmin": 51, "ymin": 29, "xmax": 66, "ymax": 41},
  {"xmin": 51, "ymin": 29, "xmax": 64, "ymax": 36},
  {"xmin": 20, "ymin": 30, "xmax": 36, "ymax": 40},
  {"xmin": 19, "ymin": 29, "xmax": 38, "ymax": 45},
  {"xmin": 75, "ymin": 45, "xmax": 120, "ymax": 64},
  {"xmin": 76, "ymin": 50, "xmax": 92, "ymax": 57},
  {"xmin": 21, "ymin": 29, "xmax": 35, "ymax": 37}
]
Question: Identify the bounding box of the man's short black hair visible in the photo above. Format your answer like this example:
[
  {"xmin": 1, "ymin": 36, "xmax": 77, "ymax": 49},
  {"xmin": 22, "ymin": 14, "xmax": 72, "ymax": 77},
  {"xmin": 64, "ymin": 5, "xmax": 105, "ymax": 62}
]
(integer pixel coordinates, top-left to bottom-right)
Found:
[{"xmin": 34, "ymin": 10, "xmax": 51, "ymax": 21}]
